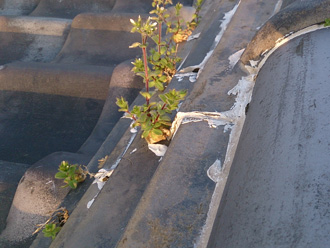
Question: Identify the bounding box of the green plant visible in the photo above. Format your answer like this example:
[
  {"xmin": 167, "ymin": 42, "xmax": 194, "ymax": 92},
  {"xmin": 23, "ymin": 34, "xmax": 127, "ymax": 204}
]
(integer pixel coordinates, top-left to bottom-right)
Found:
[
  {"xmin": 325, "ymin": 18, "xmax": 330, "ymax": 27},
  {"xmin": 42, "ymin": 223, "xmax": 61, "ymax": 240},
  {"xmin": 55, "ymin": 161, "xmax": 88, "ymax": 189},
  {"xmin": 116, "ymin": 0, "xmax": 202, "ymax": 144},
  {"xmin": 33, "ymin": 208, "xmax": 69, "ymax": 240}
]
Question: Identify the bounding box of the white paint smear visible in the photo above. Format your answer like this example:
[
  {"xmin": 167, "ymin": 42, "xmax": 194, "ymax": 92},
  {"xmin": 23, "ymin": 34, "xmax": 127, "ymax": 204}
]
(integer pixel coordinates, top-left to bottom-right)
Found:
[
  {"xmin": 174, "ymin": 72, "xmax": 197, "ymax": 82},
  {"xmin": 228, "ymin": 48, "xmax": 245, "ymax": 69},
  {"xmin": 148, "ymin": 144, "xmax": 168, "ymax": 157},
  {"xmin": 87, "ymin": 198, "xmax": 95, "ymax": 209},
  {"xmin": 207, "ymin": 159, "xmax": 222, "ymax": 183},
  {"xmin": 187, "ymin": 32, "xmax": 201, "ymax": 41},
  {"xmin": 130, "ymin": 148, "xmax": 137, "ymax": 154},
  {"xmin": 272, "ymin": 0, "xmax": 283, "ymax": 16}
]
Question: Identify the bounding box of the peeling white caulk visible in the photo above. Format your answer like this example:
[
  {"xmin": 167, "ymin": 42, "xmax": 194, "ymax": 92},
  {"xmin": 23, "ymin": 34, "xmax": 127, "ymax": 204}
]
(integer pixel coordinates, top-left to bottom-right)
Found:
[
  {"xmin": 87, "ymin": 132, "xmax": 137, "ymax": 209},
  {"xmin": 170, "ymin": 111, "xmax": 233, "ymax": 139},
  {"xmin": 175, "ymin": 72, "xmax": 197, "ymax": 82},
  {"xmin": 92, "ymin": 169, "xmax": 113, "ymax": 190},
  {"xmin": 228, "ymin": 48, "xmax": 245, "ymax": 69},
  {"xmin": 177, "ymin": 1, "xmax": 241, "ymax": 79},
  {"xmin": 148, "ymin": 144, "xmax": 168, "ymax": 157}
]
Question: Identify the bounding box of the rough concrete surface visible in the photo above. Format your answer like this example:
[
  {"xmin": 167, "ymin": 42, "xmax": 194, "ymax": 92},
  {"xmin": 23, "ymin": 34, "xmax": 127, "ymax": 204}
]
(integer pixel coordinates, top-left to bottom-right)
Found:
[
  {"xmin": 241, "ymin": 0, "xmax": 330, "ymax": 64},
  {"xmin": 0, "ymin": 152, "xmax": 91, "ymax": 245},
  {"xmin": 0, "ymin": 161, "xmax": 30, "ymax": 233},
  {"xmin": 0, "ymin": 0, "xmax": 40, "ymax": 15},
  {"xmin": 208, "ymin": 27, "xmax": 330, "ymax": 248},
  {"xmin": 1, "ymin": 0, "xmax": 330, "ymax": 247}
]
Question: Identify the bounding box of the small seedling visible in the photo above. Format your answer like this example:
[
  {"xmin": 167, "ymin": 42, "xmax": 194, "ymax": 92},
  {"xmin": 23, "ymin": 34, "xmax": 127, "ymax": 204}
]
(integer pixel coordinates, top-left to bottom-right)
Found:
[
  {"xmin": 55, "ymin": 161, "xmax": 88, "ymax": 189},
  {"xmin": 42, "ymin": 223, "xmax": 61, "ymax": 240},
  {"xmin": 117, "ymin": 0, "xmax": 203, "ymax": 144},
  {"xmin": 33, "ymin": 208, "xmax": 69, "ymax": 240},
  {"xmin": 325, "ymin": 18, "xmax": 330, "ymax": 27}
]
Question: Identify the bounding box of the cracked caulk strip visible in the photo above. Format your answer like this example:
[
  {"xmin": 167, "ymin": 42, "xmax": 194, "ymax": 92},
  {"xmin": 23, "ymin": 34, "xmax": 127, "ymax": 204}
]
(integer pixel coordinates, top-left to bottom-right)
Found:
[
  {"xmin": 87, "ymin": 131, "xmax": 137, "ymax": 209},
  {"xmin": 197, "ymin": 24, "xmax": 330, "ymax": 248},
  {"xmin": 170, "ymin": 111, "xmax": 234, "ymax": 139},
  {"xmin": 175, "ymin": 1, "xmax": 241, "ymax": 81}
]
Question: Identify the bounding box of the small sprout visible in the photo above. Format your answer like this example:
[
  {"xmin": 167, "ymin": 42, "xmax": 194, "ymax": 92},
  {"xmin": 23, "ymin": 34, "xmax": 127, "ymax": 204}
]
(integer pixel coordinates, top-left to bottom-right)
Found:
[
  {"xmin": 42, "ymin": 223, "xmax": 61, "ymax": 240},
  {"xmin": 325, "ymin": 18, "xmax": 330, "ymax": 27},
  {"xmin": 55, "ymin": 161, "xmax": 87, "ymax": 189},
  {"xmin": 33, "ymin": 208, "xmax": 69, "ymax": 240}
]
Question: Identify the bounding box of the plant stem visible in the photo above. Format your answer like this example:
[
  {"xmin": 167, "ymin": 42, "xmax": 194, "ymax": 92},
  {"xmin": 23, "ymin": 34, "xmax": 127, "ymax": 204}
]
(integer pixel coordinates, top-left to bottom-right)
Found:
[
  {"xmin": 142, "ymin": 35, "xmax": 150, "ymax": 105},
  {"xmin": 126, "ymin": 110, "xmax": 137, "ymax": 121},
  {"xmin": 153, "ymin": 103, "xmax": 167, "ymax": 124},
  {"xmin": 158, "ymin": 22, "xmax": 162, "ymax": 53}
]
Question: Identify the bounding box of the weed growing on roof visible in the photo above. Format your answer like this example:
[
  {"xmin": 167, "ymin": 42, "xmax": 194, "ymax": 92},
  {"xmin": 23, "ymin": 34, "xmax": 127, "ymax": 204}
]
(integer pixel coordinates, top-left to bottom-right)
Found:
[
  {"xmin": 325, "ymin": 18, "xmax": 330, "ymax": 27},
  {"xmin": 55, "ymin": 161, "xmax": 88, "ymax": 189},
  {"xmin": 116, "ymin": 0, "xmax": 203, "ymax": 144},
  {"xmin": 33, "ymin": 208, "xmax": 69, "ymax": 240}
]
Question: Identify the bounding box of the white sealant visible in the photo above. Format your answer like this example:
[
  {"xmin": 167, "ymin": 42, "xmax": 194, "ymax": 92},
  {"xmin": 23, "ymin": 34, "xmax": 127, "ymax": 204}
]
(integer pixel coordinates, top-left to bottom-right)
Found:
[
  {"xmin": 228, "ymin": 48, "xmax": 245, "ymax": 69},
  {"xmin": 187, "ymin": 32, "xmax": 201, "ymax": 41},
  {"xmin": 148, "ymin": 144, "xmax": 168, "ymax": 157},
  {"xmin": 92, "ymin": 169, "xmax": 114, "ymax": 190},
  {"xmin": 170, "ymin": 111, "xmax": 233, "ymax": 139},
  {"xmin": 87, "ymin": 132, "xmax": 137, "ymax": 209},
  {"xmin": 174, "ymin": 72, "xmax": 197, "ymax": 82},
  {"xmin": 207, "ymin": 159, "xmax": 222, "ymax": 183},
  {"xmin": 130, "ymin": 148, "xmax": 137, "ymax": 154},
  {"xmin": 272, "ymin": 0, "xmax": 283, "ymax": 16}
]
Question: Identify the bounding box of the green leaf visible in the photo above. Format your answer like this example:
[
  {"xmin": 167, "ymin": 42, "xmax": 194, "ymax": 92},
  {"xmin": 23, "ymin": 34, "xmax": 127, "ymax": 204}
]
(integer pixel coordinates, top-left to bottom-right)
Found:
[
  {"xmin": 68, "ymin": 179, "xmax": 78, "ymax": 189},
  {"xmin": 140, "ymin": 91, "xmax": 151, "ymax": 99},
  {"xmin": 325, "ymin": 18, "xmax": 330, "ymax": 27},
  {"xmin": 159, "ymin": 115, "xmax": 171, "ymax": 122},
  {"xmin": 138, "ymin": 113, "xmax": 148, "ymax": 123},
  {"xmin": 129, "ymin": 42, "xmax": 141, "ymax": 48},
  {"xmin": 55, "ymin": 171, "xmax": 67, "ymax": 179},
  {"xmin": 160, "ymin": 46, "xmax": 167, "ymax": 55},
  {"xmin": 116, "ymin": 97, "xmax": 129, "ymax": 111},
  {"xmin": 159, "ymin": 94, "xmax": 167, "ymax": 103},
  {"xmin": 142, "ymin": 130, "xmax": 150, "ymax": 138},
  {"xmin": 152, "ymin": 128, "xmax": 163, "ymax": 136},
  {"xmin": 153, "ymin": 52, "xmax": 160, "ymax": 61},
  {"xmin": 154, "ymin": 122, "xmax": 162, "ymax": 128},
  {"xmin": 155, "ymin": 80, "xmax": 164, "ymax": 91},
  {"xmin": 159, "ymin": 121, "xmax": 172, "ymax": 126}
]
